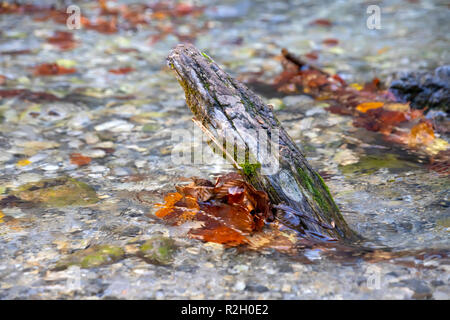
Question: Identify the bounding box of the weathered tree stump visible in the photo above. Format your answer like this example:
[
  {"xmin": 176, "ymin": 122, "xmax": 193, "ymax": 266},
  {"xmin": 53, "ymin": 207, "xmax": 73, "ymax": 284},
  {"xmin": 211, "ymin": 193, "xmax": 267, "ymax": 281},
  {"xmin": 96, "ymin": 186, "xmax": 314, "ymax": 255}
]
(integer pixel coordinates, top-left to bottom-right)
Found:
[{"xmin": 167, "ymin": 44, "xmax": 359, "ymax": 242}]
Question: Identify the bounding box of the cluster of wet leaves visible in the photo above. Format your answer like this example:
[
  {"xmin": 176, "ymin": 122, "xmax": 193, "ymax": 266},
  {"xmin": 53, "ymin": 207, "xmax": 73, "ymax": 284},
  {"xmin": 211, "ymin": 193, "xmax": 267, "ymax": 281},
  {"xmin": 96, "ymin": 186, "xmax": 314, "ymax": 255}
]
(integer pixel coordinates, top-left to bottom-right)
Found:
[
  {"xmin": 155, "ymin": 173, "xmax": 271, "ymax": 246},
  {"xmin": 271, "ymin": 49, "xmax": 449, "ymax": 174}
]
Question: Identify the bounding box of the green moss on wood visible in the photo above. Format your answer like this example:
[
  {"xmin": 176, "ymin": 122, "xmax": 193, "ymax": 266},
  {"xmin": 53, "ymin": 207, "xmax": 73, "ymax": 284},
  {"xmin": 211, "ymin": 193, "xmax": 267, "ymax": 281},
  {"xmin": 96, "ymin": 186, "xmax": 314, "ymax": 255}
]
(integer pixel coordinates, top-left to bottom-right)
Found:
[
  {"xmin": 239, "ymin": 162, "xmax": 261, "ymax": 176},
  {"xmin": 201, "ymin": 52, "xmax": 213, "ymax": 63}
]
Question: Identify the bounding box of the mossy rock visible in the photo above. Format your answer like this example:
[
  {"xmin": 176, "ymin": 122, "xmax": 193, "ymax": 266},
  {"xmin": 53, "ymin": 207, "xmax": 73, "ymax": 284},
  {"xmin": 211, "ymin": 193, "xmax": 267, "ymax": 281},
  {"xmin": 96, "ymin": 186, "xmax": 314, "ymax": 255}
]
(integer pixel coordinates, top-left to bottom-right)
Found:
[
  {"xmin": 142, "ymin": 123, "xmax": 160, "ymax": 132},
  {"xmin": 137, "ymin": 236, "xmax": 175, "ymax": 265},
  {"xmin": 53, "ymin": 245, "xmax": 125, "ymax": 271},
  {"xmin": 12, "ymin": 177, "xmax": 99, "ymax": 207},
  {"xmin": 340, "ymin": 154, "xmax": 420, "ymax": 175}
]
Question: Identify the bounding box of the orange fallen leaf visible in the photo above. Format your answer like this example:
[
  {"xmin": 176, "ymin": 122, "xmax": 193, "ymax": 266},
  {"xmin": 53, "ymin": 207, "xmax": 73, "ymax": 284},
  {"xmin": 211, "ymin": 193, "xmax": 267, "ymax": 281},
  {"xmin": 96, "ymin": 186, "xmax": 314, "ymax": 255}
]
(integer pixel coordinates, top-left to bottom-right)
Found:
[
  {"xmin": 409, "ymin": 122, "xmax": 435, "ymax": 146},
  {"xmin": 70, "ymin": 153, "xmax": 92, "ymax": 166},
  {"xmin": 356, "ymin": 101, "xmax": 384, "ymax": 113}
]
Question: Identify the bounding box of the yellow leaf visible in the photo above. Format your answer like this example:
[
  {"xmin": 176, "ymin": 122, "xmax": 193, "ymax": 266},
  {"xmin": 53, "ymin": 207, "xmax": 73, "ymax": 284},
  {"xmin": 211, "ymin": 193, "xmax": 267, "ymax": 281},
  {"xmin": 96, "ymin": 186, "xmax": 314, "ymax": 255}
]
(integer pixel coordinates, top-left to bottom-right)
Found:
[
  {"xmin": 17, "ymin": 159, "xmax": 31, "ymax": 166},
  {"xmin": 425, "ymin": 138, "xmax": 449, "ymax": 155},
  {"xmin": 349, "ymin": 83, "xmax": 363, "ymax": 91},
  {"xmin": 0, "ymin": 210, "xmax": 4, "ymax": 223},
  {"xmin": 56, "ymin": 59, "xmax": 77, "ymax": 68},
  {"xmin": 356, "ymin": 101, "xmax": 384, "ymax": 113}
]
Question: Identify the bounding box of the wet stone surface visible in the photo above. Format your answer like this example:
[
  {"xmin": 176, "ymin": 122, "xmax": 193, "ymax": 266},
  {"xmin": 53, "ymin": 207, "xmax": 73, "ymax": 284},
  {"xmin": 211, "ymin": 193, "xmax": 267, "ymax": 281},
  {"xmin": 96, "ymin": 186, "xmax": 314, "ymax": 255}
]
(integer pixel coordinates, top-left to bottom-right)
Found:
[{"xmin": 0, "ymin": 0, "xmax": 449, "ymax": 299}]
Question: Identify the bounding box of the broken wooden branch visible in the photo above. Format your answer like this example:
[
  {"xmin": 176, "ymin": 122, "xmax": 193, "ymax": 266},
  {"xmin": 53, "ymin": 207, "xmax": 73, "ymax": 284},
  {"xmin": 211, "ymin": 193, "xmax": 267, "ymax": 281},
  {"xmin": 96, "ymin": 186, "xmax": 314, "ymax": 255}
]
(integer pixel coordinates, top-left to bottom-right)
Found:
[{"xmin": 167, "ymin": 44, "xmax": 359, "ymax": 242}]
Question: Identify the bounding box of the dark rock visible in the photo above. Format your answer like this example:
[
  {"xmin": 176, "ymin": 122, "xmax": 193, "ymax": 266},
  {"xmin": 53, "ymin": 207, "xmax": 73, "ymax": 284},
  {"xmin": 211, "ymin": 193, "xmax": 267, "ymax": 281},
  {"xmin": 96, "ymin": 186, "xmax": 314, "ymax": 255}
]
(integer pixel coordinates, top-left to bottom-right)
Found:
[
  {"xmin": 245, "ymin": 283, "xmax": 269, "ymax": 293},
  {"xmin": 389, "ymin": 65, "xmax": 450, "ymax": 112},
  {"xmin": 430, "ymin": 280, "xmax": 445, "ymax": 287},
  {"xmin": 119, "ymin": 225, "xmax": 141, "ymax": 237},
  {"xmin": 278, "ymin": 264, "xmax": 294, "ymax": 273},
  {"xmin": 175, "ymin": 264, "xmax": 199, "ymax": 273}
]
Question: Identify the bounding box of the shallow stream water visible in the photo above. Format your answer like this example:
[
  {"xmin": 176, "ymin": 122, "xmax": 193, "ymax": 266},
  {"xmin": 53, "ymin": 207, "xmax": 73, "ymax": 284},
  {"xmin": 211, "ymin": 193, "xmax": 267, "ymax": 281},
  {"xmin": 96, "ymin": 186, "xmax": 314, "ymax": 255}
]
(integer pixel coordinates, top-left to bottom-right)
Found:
[{"xmin": 0, "ymin": 0, "xmax": 448, "ymax": 299}]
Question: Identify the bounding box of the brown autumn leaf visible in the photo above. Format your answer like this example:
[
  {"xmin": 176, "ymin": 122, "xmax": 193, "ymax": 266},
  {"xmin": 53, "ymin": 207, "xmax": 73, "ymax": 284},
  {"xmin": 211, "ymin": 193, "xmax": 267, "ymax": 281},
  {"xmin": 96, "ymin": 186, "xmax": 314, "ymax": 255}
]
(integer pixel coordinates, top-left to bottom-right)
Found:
[
  {"xmin": 304, "ymin": 51, "xmax": 319, "ymax": 60},
  {"xmin": 322, "ymin": 38, "xmax": 339, "ymax": 46},
  {"xmin": 0, "ymin": 89, "xmax": 59, "ymax": 101},
  {"xmin": 33, "ymin": 63, "xmax": 76, "ymax": 76},
  {"xmin": 46, "ymin": 31, "xmax": 78, "ymax": 50},
  {"xmin": 108, "ymin": 67, "xmax": 135, "ymax": 75},
  {"xmin": 70, "ymin": 153, "xmax": 92, "ymax": 166}
]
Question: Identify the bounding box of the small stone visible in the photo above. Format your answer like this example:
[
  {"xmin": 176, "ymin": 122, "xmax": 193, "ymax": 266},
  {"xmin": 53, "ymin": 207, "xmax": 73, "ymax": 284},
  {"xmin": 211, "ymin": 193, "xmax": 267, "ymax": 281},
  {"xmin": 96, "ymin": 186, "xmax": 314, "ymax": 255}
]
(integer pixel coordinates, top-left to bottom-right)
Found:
[
  {"xmin": 234, "ymin": 281, "xmax": 246, "ymax": 291},
  {"xmin": 305, "ymin": 107, "xmax": 326, "ymax": 116},
  {"xmin": 83, "ymin": 133, "xmax": 100, "ymax": 144},
  {"xmin": 281, "ymin": 284, "xmax": 291, "ymax": 292},
  {"xmin": 134, "ymin": 160, "xmax": 146, "ymax": 168},
  {"xmin": 68, "ymin": 139, "xmax": 84, "ymax": 149},
  {"xmin": 119, "ymin": 225, "xmax": 141, "ymax": 237},
  {"xmin": 84, "ymin": 149, "xmax": 106, "ymax": 158},
  {"xmin": 112, "ymin": 167, "xmax": 131, "ymax": 176},
  {"xmin": 90, "ymin": 165, "xmax": 107, "ymax": 173},
  {"xmin": 68, "ymin": 114, "xmax": 91, "ymax": 129},
  {"xmin": 41, "ymin": 164, "xmax": 60, "ymax": 171},
  {"xmin": 28, "ymin": 153, "xmax": 47, "ymax": 163},
  {"xmin": 95, "ymin": 120, "xmax": 134, "ymax": 132},
  {"xmin": 334, "ymin": 149, "xmax": 360, "ymax": 166},
  {"xmin": 283, "ymin": 95, "xmax": 314, "ymax": 108},
  {"xmin": 94, "ymin": 141, "xmax": 115, "ymax": 149}
]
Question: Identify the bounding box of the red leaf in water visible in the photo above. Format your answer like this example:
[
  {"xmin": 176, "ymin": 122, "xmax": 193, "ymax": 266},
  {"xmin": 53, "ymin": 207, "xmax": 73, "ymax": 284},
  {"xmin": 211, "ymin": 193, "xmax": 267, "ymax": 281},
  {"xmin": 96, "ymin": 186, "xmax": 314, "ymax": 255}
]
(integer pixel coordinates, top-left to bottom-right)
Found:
[
  {"xmin": 174, "ymin": 3, "xmax": 195, "ymax": 16},
  {"xmin": 311, "ymin": 19, "xmax": 333, "ymax": 27},
  {"xmin": 0, "ymin": 89, "xmax": 59, "ymax": 101},
  {"xmin": 305, "ymin": 51, "xmax": 319, "ymax": 60},
  {"xmin": 46, "ymin": 31, "xmax": 78, "ymax": 50},
  {"xmin": 70, "ymin": 153, "xmax": 92, "ymax": 166},
  {"xmin": 322, "ymin": 38, "xmax": 339, "ymax": 46},
  {"xmin": 108, "ymin": 67, "xmax": 135, "ymax": 75},
  {"xmin": 33, "ymin": 63, "xmax": 76, "ymax": 76}
]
